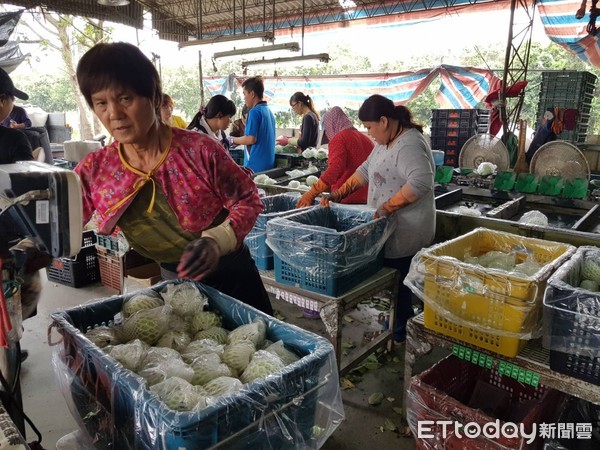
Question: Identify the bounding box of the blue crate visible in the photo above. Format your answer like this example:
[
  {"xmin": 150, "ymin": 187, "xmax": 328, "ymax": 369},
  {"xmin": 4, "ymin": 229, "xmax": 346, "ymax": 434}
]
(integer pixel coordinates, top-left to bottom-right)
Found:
[
  {"xmin": 266, "ymin": 205, "xmax": 386, "ymax": 296},
  {"xmin": 274, "ymin": 252, "xmax": 384, "ymax": 296},
  {"xmin": 543, "ymin": 246, "xmax": 600, "ymax": 386},
  {"xmin": 245, "ymin": 193, "xmax": 314, "ymax": 270},
  {"xmin": 228, "ymin": 148, "xmax": 244, "ymax": 165},
  {"xmin": 50, "ymin": 280, "xmax": 343, "ymax": 449}
]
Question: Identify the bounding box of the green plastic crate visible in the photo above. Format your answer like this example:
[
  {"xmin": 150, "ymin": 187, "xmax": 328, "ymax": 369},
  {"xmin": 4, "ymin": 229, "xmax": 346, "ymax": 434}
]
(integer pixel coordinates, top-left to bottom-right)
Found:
[
  {"xmin": 562, "ymin": 178, "xmax": 589, "ymax": 199},
  {"xmin": 515, "ymin": 173, "xmax": 539, "ymax": 193},
  {"xmin": 538, "ymin": 175, "xmax": 564, "ymax": 196},
  {"xmin": 493, "ymin": 171, "xmax": 516, "ymax": 191}
]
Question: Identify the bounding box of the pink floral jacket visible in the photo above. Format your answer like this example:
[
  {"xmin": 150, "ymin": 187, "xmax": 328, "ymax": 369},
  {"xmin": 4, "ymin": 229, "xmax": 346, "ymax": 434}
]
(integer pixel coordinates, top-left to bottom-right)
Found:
[{"xmin": 74, "ymin": 127, "xmax": 263, "ymax": 246}]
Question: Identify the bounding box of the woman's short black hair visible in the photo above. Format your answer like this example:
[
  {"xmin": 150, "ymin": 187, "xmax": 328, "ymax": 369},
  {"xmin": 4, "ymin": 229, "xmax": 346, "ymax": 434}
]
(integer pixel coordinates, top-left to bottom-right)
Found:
[
  {"xmin": 77, "ymin": 42, "xmax": 162, "ymax": 115},
  {"xmin": 205, "ymin": 94, "xmax": 237, "ymax": 119}
]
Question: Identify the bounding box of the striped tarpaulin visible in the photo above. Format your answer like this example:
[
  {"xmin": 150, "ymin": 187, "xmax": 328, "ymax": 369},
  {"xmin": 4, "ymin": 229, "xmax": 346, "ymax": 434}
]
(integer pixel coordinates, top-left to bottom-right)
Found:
[
  {"xmin": 204, "ymin": 65, "xmax": 499, "ymax": 112},
  {"xmin": 537, "ymin": 0, "xmax": 600, "ymax": 66},
  {"xmin": 435, "ymin": 65, "xmax": 500, "ymax": 109}
]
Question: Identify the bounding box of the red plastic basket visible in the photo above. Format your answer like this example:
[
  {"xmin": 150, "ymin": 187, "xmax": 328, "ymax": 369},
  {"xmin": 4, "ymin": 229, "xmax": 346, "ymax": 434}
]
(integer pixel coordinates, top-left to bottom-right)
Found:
[
  {"xmin": 408, "ymin": 355, "xmax": 564, "ymax": 449},
  {"xmin": 97, "ymin": 247, "xmax": 124, "ymax": 294}
]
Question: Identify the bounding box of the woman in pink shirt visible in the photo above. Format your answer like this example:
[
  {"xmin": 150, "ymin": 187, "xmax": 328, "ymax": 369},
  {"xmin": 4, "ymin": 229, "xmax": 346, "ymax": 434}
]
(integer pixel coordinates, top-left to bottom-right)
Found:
[
  {"xmin": 297, "ymin": 106, "xmax": 373, "ymax": 207},
  {"xmin": 74, "ymin": 42, "xmax": 272, "ymax": 314}
]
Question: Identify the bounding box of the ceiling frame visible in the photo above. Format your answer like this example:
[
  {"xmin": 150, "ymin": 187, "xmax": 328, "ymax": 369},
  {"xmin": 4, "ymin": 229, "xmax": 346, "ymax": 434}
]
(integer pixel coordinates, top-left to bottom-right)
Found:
[{"xmin": 3, "ymin": 0, "xmax": 510, "ymax": 43}]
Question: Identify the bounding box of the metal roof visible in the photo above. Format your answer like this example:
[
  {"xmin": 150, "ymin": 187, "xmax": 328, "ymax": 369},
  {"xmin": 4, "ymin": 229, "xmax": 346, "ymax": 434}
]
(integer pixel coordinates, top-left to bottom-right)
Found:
[{"xmin": 4, "ymin": 0, "xmax": 509, "ymax": 43}]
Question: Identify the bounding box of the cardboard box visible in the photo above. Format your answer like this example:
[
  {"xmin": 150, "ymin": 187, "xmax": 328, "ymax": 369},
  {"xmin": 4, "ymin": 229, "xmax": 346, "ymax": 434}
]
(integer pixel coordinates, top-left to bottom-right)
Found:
[{"xmin": 126, "ymin": 263, "xmax": 161, "ymax": 287}]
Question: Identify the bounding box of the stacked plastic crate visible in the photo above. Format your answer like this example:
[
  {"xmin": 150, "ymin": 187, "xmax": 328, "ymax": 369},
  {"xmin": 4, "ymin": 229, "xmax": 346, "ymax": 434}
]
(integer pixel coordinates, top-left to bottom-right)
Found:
[
  {"xmin": 96, "ymin": 233, "xmax": 127, "ymax": 294},
  {"xmin": 430, "ymin": 109, "xmax": 490, "ymax": 167},
  {"xmin": 536, "ymin": 70, "xmax": 597, "ymax": 144},
  {"xmin": 46, "ymin": 230, "xmax": 100, "ymax": 288}
]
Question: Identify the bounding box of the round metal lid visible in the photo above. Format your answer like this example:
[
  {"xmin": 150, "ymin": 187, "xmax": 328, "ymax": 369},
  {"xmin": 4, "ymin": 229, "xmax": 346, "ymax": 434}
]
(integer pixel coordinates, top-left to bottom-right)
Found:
[
  {"xmin": 458, "ymin": 134, "xmax": 510, "ymax": 171},
  {"xmin": 530, "ymin": 140, "xmax": 590, "ymax": 180}
]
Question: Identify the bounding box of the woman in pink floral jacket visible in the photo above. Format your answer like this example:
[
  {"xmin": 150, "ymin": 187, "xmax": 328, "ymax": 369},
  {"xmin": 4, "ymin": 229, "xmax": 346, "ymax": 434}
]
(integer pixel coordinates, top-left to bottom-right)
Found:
[{"xmin": 74, "ymin": 42, "xmax": 272, "ymax": 314}]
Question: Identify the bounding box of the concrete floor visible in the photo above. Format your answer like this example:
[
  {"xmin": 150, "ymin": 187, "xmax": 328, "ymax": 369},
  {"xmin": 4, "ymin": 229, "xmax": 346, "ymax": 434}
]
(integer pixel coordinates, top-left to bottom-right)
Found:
[{"xmin": 17, "ymin": 271, "xmax": 447, "ymax": 449}]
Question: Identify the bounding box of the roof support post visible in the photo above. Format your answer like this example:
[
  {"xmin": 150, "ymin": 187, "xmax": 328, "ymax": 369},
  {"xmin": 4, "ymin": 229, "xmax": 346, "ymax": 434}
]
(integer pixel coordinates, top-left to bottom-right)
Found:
[{"xmin": 499, "ymin": 0, "xmax": 537, "ymax": 141}]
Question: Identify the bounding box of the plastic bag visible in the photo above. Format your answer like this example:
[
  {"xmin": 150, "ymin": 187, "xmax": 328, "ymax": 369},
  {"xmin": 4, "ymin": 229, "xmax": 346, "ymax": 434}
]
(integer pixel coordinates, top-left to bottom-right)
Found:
[
  {"xmin": 519, "ymin": 210, "xmax": 549, "ymax": 227},
  {"xmin": 161, "ymin": 282, "xmax": 207, "ymax": 317},
  {"xmin": 474, "ymin": 161, "xmax": 497, "ymax": 176}
]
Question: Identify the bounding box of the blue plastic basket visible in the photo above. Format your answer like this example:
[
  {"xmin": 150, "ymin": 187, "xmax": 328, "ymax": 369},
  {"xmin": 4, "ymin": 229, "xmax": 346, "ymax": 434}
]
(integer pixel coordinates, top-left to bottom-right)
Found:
[
  {"xmin": 50, "ymin": 281, "xmax": 341, "ymax": 449},
  {"xmin": 245, "ymin": 193, "xmax": 313, "ymax": 270},
  {"xmin": 267, "ymin": 205, "xmax": 386, "ymax": 296},
  {"xmin": 274, "ymin": 252, "xmax": 384, "ymax": 297},
  {"xmin": 544, "ymin": 246, "xmax": 600, "ymax": 386},
  {"xmin": 228, "ymin": 148, "xmax": 244, "ymax": 165}
]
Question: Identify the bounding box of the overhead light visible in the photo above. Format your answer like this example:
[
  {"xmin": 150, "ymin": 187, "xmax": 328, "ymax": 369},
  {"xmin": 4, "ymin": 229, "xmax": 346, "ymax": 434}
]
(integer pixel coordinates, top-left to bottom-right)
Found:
[
  {"xmin": 179, "ymin": 32, "xmax": 275, "ymax": 49},
  {"xmin": 213, "ymin": 42, "xmax": 300, "ymax": 59},
  {"xmin": 242, "ymin": 53, "xmax": 331, "ymax": 68},
  {"xmin": 98, "ymin": 0, "xmax": 130, "ymax": 6}
]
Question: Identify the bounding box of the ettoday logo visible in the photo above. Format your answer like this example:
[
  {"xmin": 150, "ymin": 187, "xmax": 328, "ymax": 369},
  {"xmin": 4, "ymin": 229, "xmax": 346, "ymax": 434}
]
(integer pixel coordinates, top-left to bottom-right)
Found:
[{"xmin": 417, "ymin": 420, "xmax": 593, "ymax": 443}]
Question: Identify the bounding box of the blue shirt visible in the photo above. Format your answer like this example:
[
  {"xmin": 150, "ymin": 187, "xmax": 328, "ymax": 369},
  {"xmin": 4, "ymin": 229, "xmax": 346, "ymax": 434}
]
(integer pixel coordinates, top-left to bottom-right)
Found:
[{"xmin": 244, "ymin": 101, "xmax": 275, "ymax": 173}]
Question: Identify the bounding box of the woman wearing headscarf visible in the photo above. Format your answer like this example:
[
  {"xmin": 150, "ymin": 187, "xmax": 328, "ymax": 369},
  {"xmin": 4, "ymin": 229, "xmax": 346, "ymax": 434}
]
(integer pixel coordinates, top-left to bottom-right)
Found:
[
  {"xmin": 296, "ymin": 106, "xmax": 374, "ymax": 207},
  {"xmin": 322, "ymin": 95, "xmax": 435, "ymax": 343}
]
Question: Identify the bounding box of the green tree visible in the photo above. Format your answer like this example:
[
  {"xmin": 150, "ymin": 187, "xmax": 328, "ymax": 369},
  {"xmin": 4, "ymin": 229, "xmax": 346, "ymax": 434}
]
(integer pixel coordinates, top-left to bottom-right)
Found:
[
  {"xmin": 15, "ymin": 73, "xmax": 77, "ymax": 113},
  {"xmin": 14, "ymin": 10, "xmax": 111, "ymax": 139}
]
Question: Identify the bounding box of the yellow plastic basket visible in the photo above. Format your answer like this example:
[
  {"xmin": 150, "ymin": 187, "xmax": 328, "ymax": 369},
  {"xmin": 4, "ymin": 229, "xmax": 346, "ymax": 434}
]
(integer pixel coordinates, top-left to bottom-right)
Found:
[{"xmin": 420, "ymin": 228, "xmax": 575, "ymax": 357}]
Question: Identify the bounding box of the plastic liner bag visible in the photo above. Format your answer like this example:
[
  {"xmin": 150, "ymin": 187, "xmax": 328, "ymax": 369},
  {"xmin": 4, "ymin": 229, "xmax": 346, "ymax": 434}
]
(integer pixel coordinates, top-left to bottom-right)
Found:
[
  {"xmin": 244, "ymin": 193, "xmax": 309, "ymax": 258},
  {"xmin": 49, "ymin": 279, "xmax": 344, "ymax": 449},
  {"xmin": 543, "ymin": 245, "xmax": 600, "ymax": 358},
  {"xmin": 51, "ymin": 349, "xmax": 130, "ymax": 449},
  {"xmin": 266, "ymin": 204, "xmax": 393, "ymax": 277},
  {"xmin": 265, "ymin": 340, "xmax": 301, "ymax": 365},
  {"xmin": 404, "ymin": 227, "xmax": 575, "ymax": 339},
  {"xmin": 519, "ymin": 210, "xmax": 549, "ymax": 227}
]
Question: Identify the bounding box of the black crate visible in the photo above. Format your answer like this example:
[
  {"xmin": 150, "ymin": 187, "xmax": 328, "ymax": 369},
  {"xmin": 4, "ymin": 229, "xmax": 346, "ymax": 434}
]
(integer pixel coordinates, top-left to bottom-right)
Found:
[
  {"xmin": 46, "ymin": 231, "xmax": 100, "ymax": 288},
  {"xmin": 46, "ymin": 125, "xmax": 72, "ymax": 144},
  {"xmin": 228, "ymin": 148, "xmax": 244, "ymax": 165},
  {"xmin": 546, "ymin": 397, "xmax": 600, "ymax": 450},
  {"xmin": 541, "ymin": 70, "xmax": 597, "ymax": 87},
  {"xmin": 544, "ymin": 246, "xmax": 600, "ymax": 385},
  {"xmin": 444, "ymin": 155, "xmax": 458, "ymax": 167},
  {"xmin": 432, "ymin": 117, "xmax": 448, "ymax": 128}
]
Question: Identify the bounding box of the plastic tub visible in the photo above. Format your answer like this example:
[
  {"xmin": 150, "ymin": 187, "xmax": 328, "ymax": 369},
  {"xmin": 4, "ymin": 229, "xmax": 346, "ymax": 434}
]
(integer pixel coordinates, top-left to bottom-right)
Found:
[{"xmin": 431, "ymin": 150, "xmax": 445, "ymax": 166}]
